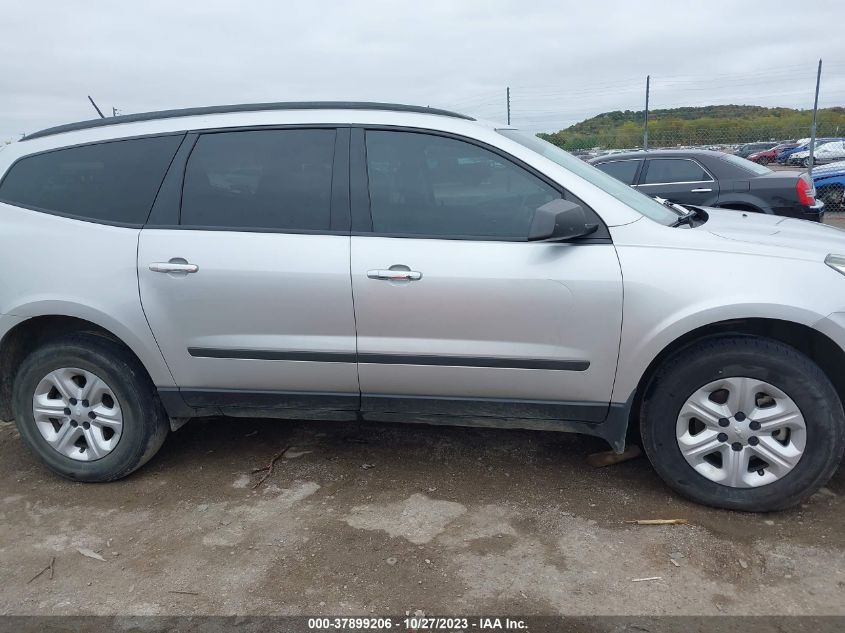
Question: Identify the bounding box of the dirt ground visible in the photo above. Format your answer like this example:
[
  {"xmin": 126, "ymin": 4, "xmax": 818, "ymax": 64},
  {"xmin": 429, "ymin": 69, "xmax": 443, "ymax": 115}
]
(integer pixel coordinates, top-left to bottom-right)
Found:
[{"xmin": 0, "ymin": 414, "xmax": 843, "ymax": 617}]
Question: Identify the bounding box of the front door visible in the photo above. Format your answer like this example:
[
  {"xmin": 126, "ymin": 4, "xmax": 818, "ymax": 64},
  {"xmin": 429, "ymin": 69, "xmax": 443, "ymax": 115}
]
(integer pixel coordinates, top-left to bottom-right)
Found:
[
  {"xmin": 349, "ymin": 129, "xmax": 623, "ymax": 422},
  {"xmin": 138, "ymin": 127, "xmax": 359, "ymax": 413}
]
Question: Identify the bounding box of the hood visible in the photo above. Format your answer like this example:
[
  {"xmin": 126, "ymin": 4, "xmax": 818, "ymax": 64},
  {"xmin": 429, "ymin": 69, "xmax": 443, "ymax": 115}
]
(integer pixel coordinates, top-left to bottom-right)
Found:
[
  {"xmin": 814, "ymin": 160, "xmax": 845, "ymax": 176},
  {"xmin": 700, "ymin": 207, "xmax": 845, "ymax": 260}
]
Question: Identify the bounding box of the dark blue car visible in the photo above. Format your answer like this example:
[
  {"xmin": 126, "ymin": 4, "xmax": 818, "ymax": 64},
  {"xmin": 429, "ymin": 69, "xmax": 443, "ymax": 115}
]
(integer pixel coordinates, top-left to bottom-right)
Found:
[{"xmin": 814, "ymin": 160, "xmax": 845, "ymax": 211}]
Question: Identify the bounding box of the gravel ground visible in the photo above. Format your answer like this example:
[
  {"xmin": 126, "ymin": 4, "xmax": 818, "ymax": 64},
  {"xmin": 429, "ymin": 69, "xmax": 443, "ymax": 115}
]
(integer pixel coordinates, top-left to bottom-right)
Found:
[
  {"xmin": 0, "ymin": 414, "xmax": 843, "ymax": 617},
  {"xmin": 824, "ymin": 213, "xmax": 845, "ymax": 229}
]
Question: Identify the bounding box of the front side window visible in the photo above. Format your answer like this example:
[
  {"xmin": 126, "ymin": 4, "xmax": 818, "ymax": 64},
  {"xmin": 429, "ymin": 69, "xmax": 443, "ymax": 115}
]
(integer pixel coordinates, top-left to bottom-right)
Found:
[
  {"xmin": 496, "ymin": 130, "xmax": 679, "ymax": 226},
  {"xmin": 181, "ymin": 129, "xmax": 336, "ymax": 230},
  {"xmin": 365, "ymin": 130, "xmax": 560, "ymax": 238},
  {"xmin": 594, "ymin": 159, "xmax": 641, "ymax": 185},
  {"xmin": 0, "ymin": 135, "xmax": 182, "ymax": 224},
  {"xmin": 642, "ymin": 159, "xmax": 711, "ymax": 184}
]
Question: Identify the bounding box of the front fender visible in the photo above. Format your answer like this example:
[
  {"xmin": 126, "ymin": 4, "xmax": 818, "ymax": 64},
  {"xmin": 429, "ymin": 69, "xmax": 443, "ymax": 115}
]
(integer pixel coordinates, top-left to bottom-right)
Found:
[
  {"xmin": 608, "ymin": 221, "xmax": 844, "ymax": 404},
  {"xmin": 611, "ymin": 300, "xmax": 826, "ymax": 403}
]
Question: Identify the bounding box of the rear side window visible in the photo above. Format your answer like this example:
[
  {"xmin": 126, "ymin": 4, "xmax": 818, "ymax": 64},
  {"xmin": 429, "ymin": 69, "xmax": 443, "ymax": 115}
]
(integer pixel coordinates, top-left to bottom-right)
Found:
[
  {"xmin": 642, "ymin": 159, "xmax": 711, "ymax": 184},
  {"xmin": 0, "ymin": 135, "xmax": 182, "ymax": 225},
  {"xmin": 365, "ymin": 130, "xmax": 560, "ymax": 238},
  {"xmin": 594, "ymin": 160, "xmax": 641, "ymax": 185},
  {"xmin": 181, "ymin": 129, "xmax": 336, "ymax": 231}
]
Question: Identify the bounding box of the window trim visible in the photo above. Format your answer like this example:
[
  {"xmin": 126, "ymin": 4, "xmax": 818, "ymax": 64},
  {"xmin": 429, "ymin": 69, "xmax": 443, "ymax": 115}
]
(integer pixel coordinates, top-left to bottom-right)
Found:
[
  {"xmin": 592, "ymin": 158, "xmax": 644, "ymax": 186},
  {"xmin": 145, "ymin": 124, "xmax": 352, "ymax": 234},
  {"xmin": 635, "ymin": 157, "xmax": 715, "ymax": 187},
  {"xmin": 0, "ymin": 132, "xmax": 187, "ymax": 229},
  {"xmin": 350, "ymin": 125, "xmax": 611, "ymax": 243}
]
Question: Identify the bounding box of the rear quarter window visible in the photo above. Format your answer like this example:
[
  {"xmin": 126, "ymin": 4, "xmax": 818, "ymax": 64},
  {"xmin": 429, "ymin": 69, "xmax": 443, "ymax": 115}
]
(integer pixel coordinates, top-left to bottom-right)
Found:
[
  {"xmin": 594, "ymin": 159, "xmax": 641, "ymax": 185},
  {"xmin": 0, "ymin": 135, "xmax": 183, "ymax": 225}
]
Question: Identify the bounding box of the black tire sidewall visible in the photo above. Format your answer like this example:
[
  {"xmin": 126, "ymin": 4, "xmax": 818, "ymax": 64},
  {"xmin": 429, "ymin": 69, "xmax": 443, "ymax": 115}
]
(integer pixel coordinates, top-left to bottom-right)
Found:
[
  {"xmin": 13, "ymin": 333, "xmax": 166, "ymax": 481},
  {"xmin": 641, "ymin": 337, "xmax": 845, "ymax": 511}
]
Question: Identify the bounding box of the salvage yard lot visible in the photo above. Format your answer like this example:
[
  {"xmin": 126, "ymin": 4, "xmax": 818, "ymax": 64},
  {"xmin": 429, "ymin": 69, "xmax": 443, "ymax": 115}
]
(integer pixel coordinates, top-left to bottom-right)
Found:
[{"xmin": 0, "ymin": 415, "xmax": 843, "ymax": 617}]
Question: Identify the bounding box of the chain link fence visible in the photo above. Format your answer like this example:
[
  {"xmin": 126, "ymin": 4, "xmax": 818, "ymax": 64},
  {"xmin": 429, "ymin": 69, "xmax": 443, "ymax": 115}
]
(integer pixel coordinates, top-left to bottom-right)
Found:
[
  {"xmin": 439, "ymin": 63, "xmax": 845, "ymax": 212},
  {"xmin": 539, "ymin": 109, "xmax": 845, "ymax": 213}
]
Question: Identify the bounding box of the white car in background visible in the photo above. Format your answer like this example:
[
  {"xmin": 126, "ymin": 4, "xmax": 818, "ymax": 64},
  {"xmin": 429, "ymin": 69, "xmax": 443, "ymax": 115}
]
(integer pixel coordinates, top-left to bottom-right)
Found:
[{"xmin": 789, "ymin": 140, "xmax": 845, "ymax": 167}]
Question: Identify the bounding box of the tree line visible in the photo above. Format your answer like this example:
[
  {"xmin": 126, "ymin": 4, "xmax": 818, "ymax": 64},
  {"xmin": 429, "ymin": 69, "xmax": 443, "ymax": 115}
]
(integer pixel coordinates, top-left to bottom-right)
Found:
[{"xmin": 538, "ymin": 105, "xmax": 845, "ymax": 150}]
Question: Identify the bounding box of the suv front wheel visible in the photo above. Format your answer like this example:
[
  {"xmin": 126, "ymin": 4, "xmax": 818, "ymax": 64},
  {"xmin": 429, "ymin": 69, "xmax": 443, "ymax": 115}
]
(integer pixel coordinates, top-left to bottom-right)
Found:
[
  {"xmin": 641, "ymin": 336, "xmax": 845, "ymax": 511},
  {"xmin": 12, "ymin": 332, "xmax": 169, "ymax": 481}
]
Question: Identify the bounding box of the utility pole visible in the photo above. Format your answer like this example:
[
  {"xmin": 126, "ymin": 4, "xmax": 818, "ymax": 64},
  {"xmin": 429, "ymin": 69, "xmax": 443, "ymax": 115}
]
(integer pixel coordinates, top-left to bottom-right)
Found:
[
  {"xmin": 506, "ymin": 87, "xmax": 511, "ymax": 126},
  {"xmin": 808, "ymin": 59, "xmax": 822, "ymax": 174},
  {"xmin": 643, "ymin": 75, "xmax": 650, "ymax": 150},
  {"xmin": 87, "ymin": 96, "xmax": 105, "ymax": 119}
]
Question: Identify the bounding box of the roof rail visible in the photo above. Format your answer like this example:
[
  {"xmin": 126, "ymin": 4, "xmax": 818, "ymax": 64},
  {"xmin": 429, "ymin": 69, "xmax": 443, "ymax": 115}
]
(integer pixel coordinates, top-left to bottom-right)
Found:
[{"xmin": 22, "ymin": 101, "xmax": 475, "ymax": 141}]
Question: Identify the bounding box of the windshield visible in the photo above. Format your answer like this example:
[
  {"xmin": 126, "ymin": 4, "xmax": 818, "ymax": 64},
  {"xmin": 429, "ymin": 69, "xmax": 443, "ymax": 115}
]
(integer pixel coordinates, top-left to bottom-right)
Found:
[
  {"xmin": 497, "ymin": 129, "xmax": 679, "ymax": 225},
  {"xmin": 718, "ymin": 152, "xmax": 772, "ymax": 175}
]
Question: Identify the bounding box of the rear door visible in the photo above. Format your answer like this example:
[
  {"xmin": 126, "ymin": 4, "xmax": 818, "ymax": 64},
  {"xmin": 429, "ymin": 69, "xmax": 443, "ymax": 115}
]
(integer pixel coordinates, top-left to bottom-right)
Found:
[
  {"xmin": 138, "ymin": 127, "xmax": 359, "ymax": 414},
  {"xmin": 349, "ymin": 128, "xmax": 623, "ymax": 422},
  {"xmin": 636, "ymin": 157, "xmax": 719, "ymax": 206}
]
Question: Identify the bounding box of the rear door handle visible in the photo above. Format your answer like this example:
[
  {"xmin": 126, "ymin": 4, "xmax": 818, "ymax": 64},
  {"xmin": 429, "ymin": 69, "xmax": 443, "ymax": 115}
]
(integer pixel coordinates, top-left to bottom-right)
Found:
[
  {"xmin": 690, "ymin": 188, "xmax": 713, "ymax": 193},
  {"xmin": 149, "ymin": 260, "xmax": 199, "ymax": 274},
  {"xmin": 367, "ymin": 269, "xmax": 422, "ymax": 281}
]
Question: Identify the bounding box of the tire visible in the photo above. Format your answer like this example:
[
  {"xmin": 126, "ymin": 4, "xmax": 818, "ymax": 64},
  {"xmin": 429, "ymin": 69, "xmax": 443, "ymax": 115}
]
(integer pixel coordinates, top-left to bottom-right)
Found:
[
  {"xmin": 802, "ymin": 157, "xmax": 811, "ymax": 168},
  {"xmin": 640, "ymin": 336, "xmax": 845, "ymax": 511},
  {"xmin": 12, "ymin": 332, "xmax": 169, "ymax": 481},
  {"xmin": 759, "ymin": 157, "xmax": 769, "ymax": 166}
]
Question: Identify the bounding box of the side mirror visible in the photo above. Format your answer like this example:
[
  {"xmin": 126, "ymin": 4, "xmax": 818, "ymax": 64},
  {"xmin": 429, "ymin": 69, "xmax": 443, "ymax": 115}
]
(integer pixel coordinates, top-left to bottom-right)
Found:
[{"xmin": 527, "ymin": 199, "xmax": 599, "ymax": 242}]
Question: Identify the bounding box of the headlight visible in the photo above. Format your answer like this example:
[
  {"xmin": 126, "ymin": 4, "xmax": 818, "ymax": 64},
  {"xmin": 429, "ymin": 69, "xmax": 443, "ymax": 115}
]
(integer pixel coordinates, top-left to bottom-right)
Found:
[{"xmin": 825, "ymin": 254, "xmax": 845, "ymax": 276}]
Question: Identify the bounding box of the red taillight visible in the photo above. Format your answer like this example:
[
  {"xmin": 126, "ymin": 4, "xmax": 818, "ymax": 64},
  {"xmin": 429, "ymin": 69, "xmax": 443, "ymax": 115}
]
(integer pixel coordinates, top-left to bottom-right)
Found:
[{"xmin": 797, "ymin": 175, "xmax": 816, "ymax": 206}]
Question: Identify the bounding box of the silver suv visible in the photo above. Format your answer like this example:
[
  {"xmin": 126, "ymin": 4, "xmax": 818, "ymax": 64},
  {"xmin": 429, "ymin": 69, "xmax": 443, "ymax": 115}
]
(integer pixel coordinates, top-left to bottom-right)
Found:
[{"xmin": 1, "ymin": 102, "xmax": 844, "ymax": 511}]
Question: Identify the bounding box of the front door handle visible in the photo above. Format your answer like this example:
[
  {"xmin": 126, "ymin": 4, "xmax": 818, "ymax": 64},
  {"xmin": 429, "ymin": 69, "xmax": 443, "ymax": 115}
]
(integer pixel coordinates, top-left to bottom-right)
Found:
[
  {"xmin": 367, "ymin": 269, "xmax": 423, "ymax": 281},
  {"xmin": 690, "ymin": 188, "xmax": 713, "ymax": 193},
  {"xmin": 149, "ymin": 259, "xmax": 199, "ymax": 274}
]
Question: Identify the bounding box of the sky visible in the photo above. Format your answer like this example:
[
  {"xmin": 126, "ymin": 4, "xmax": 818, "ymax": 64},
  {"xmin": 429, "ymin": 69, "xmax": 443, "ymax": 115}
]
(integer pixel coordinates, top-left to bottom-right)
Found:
[{"xmin": 1, "ymin": 0, "xmax": 844, "ymax": 142}]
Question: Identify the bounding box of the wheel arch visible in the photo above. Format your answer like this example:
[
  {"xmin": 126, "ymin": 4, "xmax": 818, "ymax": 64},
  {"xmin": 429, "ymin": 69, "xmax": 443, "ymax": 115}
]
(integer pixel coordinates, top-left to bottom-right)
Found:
[
  {"xmin": 715, "ymin": 199, "xmax": 768, "ymax": 214},
  {"xmin": 0, "ymin": 313, "xmax": 174, "ymax": 421},
  {"xmin": 622, "ymin": 318, "xmax": 845, "ymax": 443}
]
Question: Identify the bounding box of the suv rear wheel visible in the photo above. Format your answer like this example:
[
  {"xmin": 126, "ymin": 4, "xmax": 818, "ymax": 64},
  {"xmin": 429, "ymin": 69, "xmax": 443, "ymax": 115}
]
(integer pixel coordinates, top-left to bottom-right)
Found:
[
  {"xmin": 12, "ymin": 332, "xmax": 169, "ymax": 481},
  {"xmin": 640, "ymin": 336, "xmax": 845, "ymax": 511}
]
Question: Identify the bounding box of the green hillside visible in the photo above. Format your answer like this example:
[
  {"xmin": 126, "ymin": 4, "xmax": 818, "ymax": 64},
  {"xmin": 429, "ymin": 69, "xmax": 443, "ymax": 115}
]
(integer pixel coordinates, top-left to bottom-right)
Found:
[{"xmin": 538, "ymin": 105, "xmax": 845, "ymax": 150}]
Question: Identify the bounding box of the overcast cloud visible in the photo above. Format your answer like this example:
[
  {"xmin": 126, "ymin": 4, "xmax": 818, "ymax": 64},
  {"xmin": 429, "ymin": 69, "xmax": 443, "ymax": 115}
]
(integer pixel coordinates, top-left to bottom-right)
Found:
[{"xmin": 1, "ymin": 0, "xmax": 843, "ymax": 140}]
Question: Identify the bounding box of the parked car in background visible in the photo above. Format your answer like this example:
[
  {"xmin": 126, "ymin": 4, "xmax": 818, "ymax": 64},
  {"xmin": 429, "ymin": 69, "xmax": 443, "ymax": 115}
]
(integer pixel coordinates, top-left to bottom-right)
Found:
[
  {"xmin": 589, "ymin": 149, "xmax": 824, "ymax": 221},
  {"xmin": 788, "ymin": 140, "xmax": 845, "ymax": 167},
  {"xmin": 571, "ymin": 150, "xmax": 599, "ymax": 161},
  {"xmin": 748, "ymin": 142, "xmax": 798, "ymax": 165},
  {"xmin": 735, "ymin": 142, "xmax": 777, "ymax": 158},
  {"xmin": 2, "ymin": 102, "xmax": 845, "ymax": 512},
  {"xmin": 778, "ymin": 138, "xmax": 843, "ymax": 164},
  {"xmin": 813, "ymin": 160, "xmax": 845, "ymax": 212}
]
